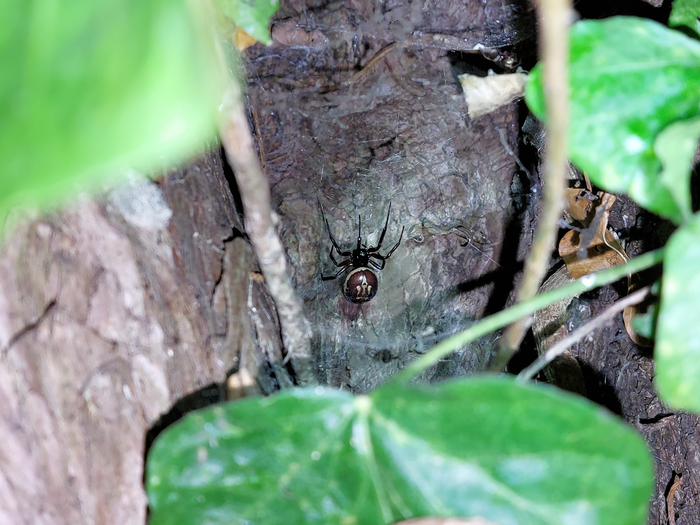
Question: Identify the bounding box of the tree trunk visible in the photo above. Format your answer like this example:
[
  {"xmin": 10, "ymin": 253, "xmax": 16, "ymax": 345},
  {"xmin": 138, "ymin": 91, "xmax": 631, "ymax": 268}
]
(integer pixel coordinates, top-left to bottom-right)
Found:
[{"xmin": 0, "ymin": 148, "xmax": 288, "ymax": 524}]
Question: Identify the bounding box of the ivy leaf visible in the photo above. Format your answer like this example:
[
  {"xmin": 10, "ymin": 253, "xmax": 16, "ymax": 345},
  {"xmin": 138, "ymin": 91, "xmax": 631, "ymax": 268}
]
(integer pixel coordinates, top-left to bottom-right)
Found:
[
  {"xmin": 630, "ymin": 281, "xmax": 661, "ymax": 341},
  {"xmin": 0, "ymin": 0, "xmax": 219, "ymax": 218},
  {"xmin": 656, "ymin": 214, "xmax": 700, "ymax": 411},
  {"xmin": 655, "ymin": 116, "xmax": 700, "ymax": 224},
  {"xmin": 525, "ymin": 17, "xmax": 700, "ymax": 224},
  {"xmin": 147, "ymin": 377, "xmax": 652, "ymax": 525},
  {"xmin": 669, "ymin": 0, "xmax": 700, "ymax": 36}
]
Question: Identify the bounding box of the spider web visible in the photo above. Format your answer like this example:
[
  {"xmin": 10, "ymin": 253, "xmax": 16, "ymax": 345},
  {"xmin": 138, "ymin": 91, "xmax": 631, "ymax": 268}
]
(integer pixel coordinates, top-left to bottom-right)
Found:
[{"xmin": 246, "ymin": 0, "xmax": 537, "ymax": 392}]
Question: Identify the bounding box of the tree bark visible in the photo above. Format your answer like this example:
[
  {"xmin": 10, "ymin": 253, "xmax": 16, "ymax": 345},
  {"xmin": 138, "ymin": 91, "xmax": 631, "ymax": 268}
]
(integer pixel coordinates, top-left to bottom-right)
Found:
[{"xmin": 0, "ymin": 148, "xmax": 288, "ymax": 524}]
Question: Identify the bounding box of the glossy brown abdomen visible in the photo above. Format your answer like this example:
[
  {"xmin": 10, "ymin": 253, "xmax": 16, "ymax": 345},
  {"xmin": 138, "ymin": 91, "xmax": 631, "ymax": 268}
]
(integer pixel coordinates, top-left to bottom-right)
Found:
[{"xmin": 343, "ymin": 267, "xmax": 378, "ymax": 303}]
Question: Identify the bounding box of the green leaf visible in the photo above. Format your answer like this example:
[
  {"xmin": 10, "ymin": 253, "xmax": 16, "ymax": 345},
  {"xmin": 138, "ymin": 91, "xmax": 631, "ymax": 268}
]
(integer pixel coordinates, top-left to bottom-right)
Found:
[
  {"xmin": 631, "ymin": 281, "xmax": 660, "ymax": 341},
  {"xmin": 670, "ymin": 0, "xmax": 700, "ymax": 36},
  {"xmin": 0, "ymin": 0, "xmax": 218, "ymax": 217},
  {"xmin": 217, "ymin": 0, "xmax": 279, "ymax": 45},
  {"xmin": 631, "ymin": 302, "xmax": 659, "ymax": 340},
  {"xmin": 655, "ymin": 116, "xmax": 700, "ymax": 224},
  {"xmin": 656, "ymin": 214, "xmax": 700, "ymax": 411},
  {"xmin": 147, "ymin": 378, "xmax": 652, "ymax": 525},
  {"xmin": 525, "ymin": 17, "xmax": 700, "ymax": 223}
]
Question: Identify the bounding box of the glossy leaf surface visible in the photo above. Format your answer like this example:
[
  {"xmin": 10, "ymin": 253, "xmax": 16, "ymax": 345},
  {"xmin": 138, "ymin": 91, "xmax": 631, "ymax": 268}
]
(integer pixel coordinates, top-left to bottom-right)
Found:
[
  {"xmin": 655, "ymin": 116, "xmax": 700, "ymax": 223},
  {"xmin": 147, "ymin": 378, "xmax": 652, "ymax": 525},
  {"xmin": 0, "ymin": 0, "xmax": 217, "ymax": 217},
  {"xmin": 525, "ymin": 17, "xmax": 700, "ymax": 223},
  {"xmin": 656, "ymin": 214, "xmax": 700, "ymax": 411},
  {"xmin": 669, "ymin": 0, "xmax": 700, "ymax": 36}
]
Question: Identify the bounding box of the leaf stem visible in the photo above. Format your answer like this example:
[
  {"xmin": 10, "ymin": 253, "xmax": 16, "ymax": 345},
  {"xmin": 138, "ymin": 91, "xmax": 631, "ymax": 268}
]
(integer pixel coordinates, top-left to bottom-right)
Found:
[{"xmin": 392, "ymin": 248, "xmax": 665, "ymax": 384}]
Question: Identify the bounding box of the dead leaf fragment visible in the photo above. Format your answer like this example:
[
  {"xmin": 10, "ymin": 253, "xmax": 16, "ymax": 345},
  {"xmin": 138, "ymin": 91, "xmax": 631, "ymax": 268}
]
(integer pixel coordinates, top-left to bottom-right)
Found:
[
  {"xmin": 559, "ymin": 192, "xmax": 627, "ymax": 279},
  {"xmin": 564, "ymin": 187, "xmax": 598, "ymax": 223},
  {"xmin": 459, "ymin": 72, "xmax": 527, "ymax": 118},
  {"xmin": 559, "ymin": 228, "xmax": 627, "ymax": 279},
  {"xmin": 233, "ymin": 27, "xmax": 258, "ymax": 51},
  {"xmin": 558, "ymin": 188, "xmax": 651, "ymax": 346}
]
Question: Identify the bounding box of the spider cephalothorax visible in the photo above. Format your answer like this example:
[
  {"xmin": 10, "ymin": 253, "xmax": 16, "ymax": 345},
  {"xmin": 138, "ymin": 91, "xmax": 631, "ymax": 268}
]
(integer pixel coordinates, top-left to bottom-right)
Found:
[{"xmin": 320, "ymin": 202, "xmax": 404, "ymax": 304}]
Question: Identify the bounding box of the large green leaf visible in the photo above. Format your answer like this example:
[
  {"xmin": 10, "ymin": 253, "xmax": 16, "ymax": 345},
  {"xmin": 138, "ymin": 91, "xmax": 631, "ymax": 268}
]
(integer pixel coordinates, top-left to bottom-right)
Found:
[
  {"xmin": 669, "ymin": 0, "xmax": 700, "ymax": 36},
  {"xmin": 525, "ymin": 17, "xmax": 700, "ymax": 223},
  {"xmin": 656, "ymin": 214, "xmax": 700, "ymax": 411},
  {"xmin": 147, "ymin": 378, "xmax": 652, "ymax": 525},
  {"xmin": 0, "ymin": 0, "xmax": 218, "ymax": 217},
  {"xmin": 655, "ymin": 116, "xmax": 700, "ymax": 223}
]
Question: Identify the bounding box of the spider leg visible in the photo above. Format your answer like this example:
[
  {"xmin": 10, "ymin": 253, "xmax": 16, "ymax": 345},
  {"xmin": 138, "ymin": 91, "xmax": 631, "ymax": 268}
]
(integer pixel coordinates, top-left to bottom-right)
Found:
[
  {"xmin": 329, "ymin": 248, "xmax": 350, "ymax": 268},
  {"xmin": 380, "ymin": 225, "xmax": 404, "ymax": 260},
  {"xmin": 367, "ymin": 201, "xmax": 392, "ymax": 253},
  {"xmin": 368, "ymin": 256, "xmax": 385, "ymax": 270},
  {"xmin": 319, "ymin": 199, "xmax": 352, "ymax": 257},
  {"xmin": 322, "ymin": 263, "xmax": 350, "ymax": 281},
  {"xmin": 356, "ymin": 214, "xmax": 362, "ymax": 251}
]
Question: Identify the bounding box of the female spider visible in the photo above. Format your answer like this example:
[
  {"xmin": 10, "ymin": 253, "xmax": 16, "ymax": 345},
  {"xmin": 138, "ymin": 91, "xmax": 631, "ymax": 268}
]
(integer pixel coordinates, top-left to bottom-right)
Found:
[{"xmin": 320, "ymin": 202, "xmax": 404, "ymax": 304}]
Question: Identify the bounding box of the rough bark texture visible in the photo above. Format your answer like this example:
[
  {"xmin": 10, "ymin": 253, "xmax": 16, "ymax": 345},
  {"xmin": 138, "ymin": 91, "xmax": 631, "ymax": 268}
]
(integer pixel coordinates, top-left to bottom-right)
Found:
[{"xmin": 0, "ymin": 149, "xmax": 290, "ymax": 523}]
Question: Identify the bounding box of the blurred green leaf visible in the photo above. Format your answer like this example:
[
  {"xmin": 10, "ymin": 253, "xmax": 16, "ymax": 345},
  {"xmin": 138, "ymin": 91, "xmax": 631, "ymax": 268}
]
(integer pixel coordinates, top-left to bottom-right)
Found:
[
  {"xmin": 0, "ymin": 0, "xmax": 218, "ymax": 218},
  {"xmin": 217, "ymin": 0, "xmax": 279, "ymax": 45},
  {"xmin": 630, "ymin": 281, "xmax": 660, "ymax": 341},
  {"xmin": 147, "ymin": 378, "xmax": 652, "ymax": 525},
  {"xmin": 655, "ymin": 116, "xmax": 700, "ymax": 224},
  {"xmin": 631, "ymin": 302, "xmax": 659, "ymax": 340},
  {"xmin": 525, "ymin": 17, "xmax": 700, "ymax": 223},
  {"xmin": 656, "ymin": 214, "xmax": 700, "ymax": 411},
  {"xmin": 670, "ymin": 0, "xmax": 700, "ymax": 36}
]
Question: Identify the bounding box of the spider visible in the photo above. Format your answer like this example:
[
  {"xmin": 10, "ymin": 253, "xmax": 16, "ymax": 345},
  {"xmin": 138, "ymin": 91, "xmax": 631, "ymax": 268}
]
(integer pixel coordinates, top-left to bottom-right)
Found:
[{"xmin": 320, "ymin": 201, "xmax": 404, "ymax": 304}]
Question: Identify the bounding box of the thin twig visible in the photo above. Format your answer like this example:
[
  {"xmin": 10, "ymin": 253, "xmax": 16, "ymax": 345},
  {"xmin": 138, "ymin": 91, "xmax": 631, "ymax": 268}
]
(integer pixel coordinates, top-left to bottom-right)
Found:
[
  {"xmin": 491, "ymin": 0, "xmax": 571, "ymax": 371},
  {"xmin": 392, "ymin": 249, "xmax": 663, "ymax": 383},
  {"xmin": 219, "ymin": 86, "xmax": 315, "ymax": 385},
  {"xmin": 517, "ymin": 286, "xmax": 650, "ymax": 382}
]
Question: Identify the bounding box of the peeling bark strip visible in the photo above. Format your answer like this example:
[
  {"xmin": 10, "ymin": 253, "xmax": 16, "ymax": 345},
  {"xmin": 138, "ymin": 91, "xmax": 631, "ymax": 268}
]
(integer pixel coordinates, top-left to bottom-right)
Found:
[{"xmin": 219, "ymin": 93, "xmax": 315, "ymax": 385}]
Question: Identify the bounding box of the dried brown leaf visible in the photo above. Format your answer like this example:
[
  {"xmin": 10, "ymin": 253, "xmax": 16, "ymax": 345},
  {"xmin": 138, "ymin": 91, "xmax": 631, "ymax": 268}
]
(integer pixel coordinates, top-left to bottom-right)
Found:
[
  {"xmin": 233, "ymin": 27, "xmax": 258, "ymax": 51},
  {"xmin": 564, "ymin": 187, "xmax": 597, "ymax": 223}
]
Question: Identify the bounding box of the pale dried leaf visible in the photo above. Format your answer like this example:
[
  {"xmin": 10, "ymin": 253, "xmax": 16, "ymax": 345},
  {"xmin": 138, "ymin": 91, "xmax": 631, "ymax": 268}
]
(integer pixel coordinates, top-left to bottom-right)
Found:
[{"xmin": 459, "ymin": 72, "xmax": 527, "ymax": 118}]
